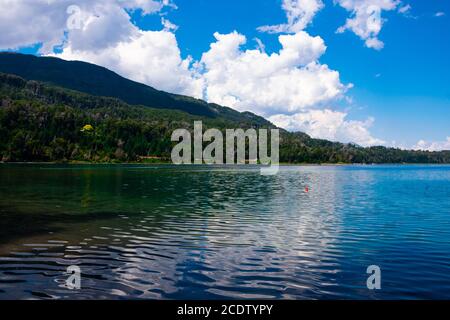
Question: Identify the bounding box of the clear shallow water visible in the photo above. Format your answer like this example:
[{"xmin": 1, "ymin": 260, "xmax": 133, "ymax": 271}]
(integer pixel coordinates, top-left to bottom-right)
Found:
[{"xmin": 0, "ymin": 164, "xmax": 449, "ymax": 300}]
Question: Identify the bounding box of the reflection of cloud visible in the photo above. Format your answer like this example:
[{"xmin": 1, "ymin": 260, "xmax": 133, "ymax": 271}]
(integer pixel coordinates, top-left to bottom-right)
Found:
[
  {"xmin": 0, "ymin": 166, "xmax": 370, "ymax": 299},
  {"xmin": 170, "ymin": 167, "xmax": 347, "ymax": 298}
]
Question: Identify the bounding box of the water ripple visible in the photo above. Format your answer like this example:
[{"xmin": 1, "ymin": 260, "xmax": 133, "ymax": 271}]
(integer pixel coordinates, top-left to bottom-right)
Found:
[{"xmin": 0, "ymin": 164, "xmax": 449, "ymax": 299}]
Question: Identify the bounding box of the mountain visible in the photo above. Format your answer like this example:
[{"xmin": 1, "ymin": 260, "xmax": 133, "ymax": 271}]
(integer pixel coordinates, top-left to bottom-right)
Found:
[
  {"xmin": 0, "ymin": 52, "xmax": 270, "ymax": 126},
  {"xmin": 0, "ymin": 71, "xmax": 278, "ymax": 162},
  {"xmin": 0, "ymin": 52, "xmax": 449, "ymax": 164}
]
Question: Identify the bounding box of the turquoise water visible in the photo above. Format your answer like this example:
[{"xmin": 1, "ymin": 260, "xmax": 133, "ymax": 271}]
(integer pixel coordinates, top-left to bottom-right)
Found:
[{"xmin": 0, "ymin": 164, "xmax": 449, "ymax": 299}]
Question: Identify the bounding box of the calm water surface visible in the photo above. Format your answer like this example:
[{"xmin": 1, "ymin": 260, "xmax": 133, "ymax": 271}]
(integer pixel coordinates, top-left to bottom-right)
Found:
[{"xmin": 0, "ymin": 164, "xmax": 449, "ymax": 299}]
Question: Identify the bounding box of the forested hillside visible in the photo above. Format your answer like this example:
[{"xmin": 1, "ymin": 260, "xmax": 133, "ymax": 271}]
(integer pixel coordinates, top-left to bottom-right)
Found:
[
  {"xmin": 1, "ymin": 72, "xmax": 449, "ymax": 164},
  {"xmin": 0, "ymin": 52, "xmax": 271, "ymax": 125}
]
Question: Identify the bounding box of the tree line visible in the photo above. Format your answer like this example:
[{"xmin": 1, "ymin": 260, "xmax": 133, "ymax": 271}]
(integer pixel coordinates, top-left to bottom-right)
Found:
[{"xmin": 1, "ymin": 73, "xmax": 449, "ymax": 164}]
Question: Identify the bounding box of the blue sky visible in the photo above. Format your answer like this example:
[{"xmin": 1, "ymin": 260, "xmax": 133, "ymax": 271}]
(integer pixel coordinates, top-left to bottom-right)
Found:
[{"xmin": 3, "ymin": 0, "xmax": 449, "ymax": 150}]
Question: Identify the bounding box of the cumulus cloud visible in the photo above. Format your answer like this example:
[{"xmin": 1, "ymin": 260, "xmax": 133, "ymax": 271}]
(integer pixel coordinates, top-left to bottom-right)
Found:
[
  {"xmin": 269, "ymin": 109, "xmax": 384, "ymax": 146},
  {"xmin": 258, "ymin": 0, "xmax": 324, "ymax": 33},
  {"xmin": 0, "ymin": 0, "xmax": 67, "ymax": 53},
  {"xmin": 413, "ymin": 137, "xmax": 450, "ymax": 152},
  {"xmin": 258, "ymin": 0, "xmax": 406, "ymax": 50},
  {"xmin": 435, "ymin": 12, "xmax": 445, "ymax": 17},
  {"xmin": 0, "ymin": 0, "xmax": 173, "ymax": 53},
  {"xmin": 65, "ymin": 3, "xmax": 140, "ymax": 52},
  {"xmin": 335, "ymin": 0, "xmax": 401, "ymax": 50},
  {"xmin": 199, "ymin": 31, "xmax": 349, "ymax": 116},
  {"xmin": 54, "ymin": 30, "xmax": 203, "ymax": 98}
]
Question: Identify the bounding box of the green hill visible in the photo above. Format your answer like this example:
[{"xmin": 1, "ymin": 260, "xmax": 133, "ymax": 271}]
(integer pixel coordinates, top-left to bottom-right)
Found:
[
  {"xmin": 0, "ymin": 72, "xmax": 275, "ymax": 162},
  {"xmin": 0, "ymin": 52, "xmax": 270, "ymax": 126},
  {"xmin": 0, "ymin": 53, "xmax": 449, "ymax": 164}
]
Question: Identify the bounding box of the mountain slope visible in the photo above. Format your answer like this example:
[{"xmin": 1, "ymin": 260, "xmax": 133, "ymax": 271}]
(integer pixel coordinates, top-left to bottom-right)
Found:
[
  {"xmin": 0, "ymin": 52, "xmax": 270, "ymax": 126},
  {"xmin": 1, "ymin": 72, "xmax": 449, "ymax": 163}
]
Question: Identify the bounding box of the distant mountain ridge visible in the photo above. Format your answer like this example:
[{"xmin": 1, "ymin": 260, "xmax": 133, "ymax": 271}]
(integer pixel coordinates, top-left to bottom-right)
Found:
[{"xmin": 0, "ymin": 52, "xmax": 271, "ymax": 126}]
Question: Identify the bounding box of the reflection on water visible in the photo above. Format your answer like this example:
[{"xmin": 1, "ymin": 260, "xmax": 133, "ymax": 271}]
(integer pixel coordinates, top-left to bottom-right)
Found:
[{"xmin": 0, "ymin": 164, "xmax": 450, "ymax": 299}]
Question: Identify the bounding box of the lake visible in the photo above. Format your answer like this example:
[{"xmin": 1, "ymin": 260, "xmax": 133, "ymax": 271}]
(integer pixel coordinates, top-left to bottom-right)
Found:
[{"xmin": 0, "ymin": 164, "xmax": 449, "ymax": 299}]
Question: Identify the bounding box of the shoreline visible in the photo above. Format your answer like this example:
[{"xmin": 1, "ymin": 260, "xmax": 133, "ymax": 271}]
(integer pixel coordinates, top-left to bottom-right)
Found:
[{"xmin": 1, "ymin": 161, "xmax": 450, "ymax": 166}]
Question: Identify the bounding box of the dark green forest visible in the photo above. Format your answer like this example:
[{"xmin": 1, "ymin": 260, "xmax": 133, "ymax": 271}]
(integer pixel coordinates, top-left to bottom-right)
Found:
[
  {"xmin": 1, "ymin": 72, "xmax": 449, "ymax": 164},
  {"xmin": 0, "ymin": 52, "xmax": 272, "ymax": 124}
]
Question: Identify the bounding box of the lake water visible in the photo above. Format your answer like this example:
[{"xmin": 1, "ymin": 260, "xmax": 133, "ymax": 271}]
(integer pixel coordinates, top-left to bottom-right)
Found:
[{"xmin": 0, "ymin": 164, "xmax": 449, "ymax": 300}]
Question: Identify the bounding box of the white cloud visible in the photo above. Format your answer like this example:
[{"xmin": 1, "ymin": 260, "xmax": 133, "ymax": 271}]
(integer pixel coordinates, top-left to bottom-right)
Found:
[
  {"xmin": 435, "ymin": 12, "xmax": 445, "ymax": 17},
  {"xmin": 413, "ymin": 137, "xmax": 450, "ymax": 152},
  {"xmin": 257, "ymin": 0, "xmax": 406, "ymax": 50},
  {"xmin": 397, "ymin": 4, "xmax": 416, "ymax": 19},
  {"xmin": 199, "ymin": 31, "xmax": 349, "ymax": 116},
  {"xmin": 254, "ymin": 38, "xmax": 266, "ymax": 52},
  {"xmin": 54, "ymin": 30, "xmax": 203, "ymax": 98},
  {"xmin": 0, "ymin": 0, "xmax": 172, "ymax": 53},
  {"xmin": 335, "ymin": 0, "xmax": 401, "ymax": 50},
  {"xmin": 269, "ymin": 109, "xmax": 385, "ymax": 146},
  {"xmin": 398, "ymin": 4, "xmax": 411, "ymax": 14},
  {"xmin": 0, "ymin": 0, "xmax": 67, "ymax": 53},
  {"xmin": 161, "ymin": 17, "xmax": 178, "ymax": 32},
  {"xmin": 258, "ymin": 0, "xmax": 324, "ymax": 33},
  {"xmin": 65, "ymin": 3, "xmax": 140, "ymax": 52},
  {"xmin": 121, "ymin": 0, "xmax": 175, "ymax": 15}
]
